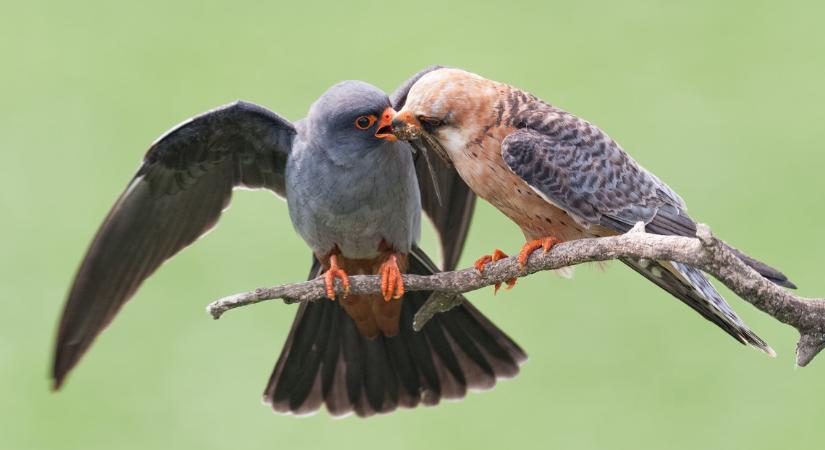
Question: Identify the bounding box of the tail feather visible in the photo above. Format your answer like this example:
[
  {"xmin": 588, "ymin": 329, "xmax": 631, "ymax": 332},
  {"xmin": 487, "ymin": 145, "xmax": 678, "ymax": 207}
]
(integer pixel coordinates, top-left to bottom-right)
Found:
[
  {"xmin": 622, "ymin": 258, "xmax": 774, "ymax": 356},
  {"xmin": 728, "ymin": 247, "xmax": 796, "ymax": 289},
  {"xmin": 264, "ymin": 249, "xmax": 526, "ymax": 418}
]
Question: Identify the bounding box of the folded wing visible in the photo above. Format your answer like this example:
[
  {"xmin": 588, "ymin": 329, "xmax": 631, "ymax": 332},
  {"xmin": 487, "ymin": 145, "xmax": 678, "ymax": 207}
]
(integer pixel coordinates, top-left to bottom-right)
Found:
[{"xmin": 501, "ymin": 113, "xmax": 791, "ymax": 354}]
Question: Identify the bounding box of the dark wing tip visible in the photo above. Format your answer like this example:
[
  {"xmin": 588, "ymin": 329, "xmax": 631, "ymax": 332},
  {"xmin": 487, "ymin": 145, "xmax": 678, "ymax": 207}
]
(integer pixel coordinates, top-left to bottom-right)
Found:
[
  {"xmin": 52, "ymin": 373, "xmax": 65, "ymax": 391},
  {"xmin": 728, "ymin": 247, "xmax": 797, "ymax": 289},
  {"xmin": 781, "ymin": 280, "xmax": 798, "ymax": 290},
  {"xmin": 390, "ymin": 65, "xmax": 449, "ymax": 109}
]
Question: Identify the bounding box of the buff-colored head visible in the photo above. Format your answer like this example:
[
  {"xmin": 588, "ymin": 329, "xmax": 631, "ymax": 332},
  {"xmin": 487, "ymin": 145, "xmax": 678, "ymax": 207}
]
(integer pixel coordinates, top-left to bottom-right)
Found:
[{"xmin": 392, "ymin": 68, "xmax": 500, "ymax": 156}]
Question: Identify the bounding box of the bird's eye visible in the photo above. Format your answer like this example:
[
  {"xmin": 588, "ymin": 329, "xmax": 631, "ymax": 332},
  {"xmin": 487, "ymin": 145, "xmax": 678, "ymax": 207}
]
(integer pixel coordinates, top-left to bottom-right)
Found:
[
  {"xmin": 355, "ymin": 115, "xmax": 377, "ymax": 130},
  {"xmin": 418, "ymin": 116, "xmax": 444, "ymax": 132}
]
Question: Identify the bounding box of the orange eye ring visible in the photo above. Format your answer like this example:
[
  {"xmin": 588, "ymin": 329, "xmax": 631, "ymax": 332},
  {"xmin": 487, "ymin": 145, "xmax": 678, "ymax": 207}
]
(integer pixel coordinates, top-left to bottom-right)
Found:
[{"xmin": 355, "ymin": 115, "xmax": 377, "ymax": 130}]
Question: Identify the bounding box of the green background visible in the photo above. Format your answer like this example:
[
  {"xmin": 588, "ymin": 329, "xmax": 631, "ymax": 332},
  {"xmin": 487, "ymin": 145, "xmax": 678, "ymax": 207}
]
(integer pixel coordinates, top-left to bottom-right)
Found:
[{"xmin": 2, "ymin": 1, "xmax": 824, "ymax": 449}]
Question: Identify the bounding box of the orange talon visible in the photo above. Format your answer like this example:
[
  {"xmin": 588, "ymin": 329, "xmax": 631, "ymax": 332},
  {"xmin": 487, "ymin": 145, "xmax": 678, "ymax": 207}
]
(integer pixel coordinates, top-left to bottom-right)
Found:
[
  {"xmin": 379, "ymin": 253, "xmax": 405, "ymax": 301},
  {"xmin": 475, "ymin": 249, "xmax": 509, "ymax": 273},
  {"xmin": 474, "ymin": 255, "xmax": 493, "ymax": 273},
  {"xmin": 518, "ymin": 236, "xmax": 562, "ymax": 270},
  {"xmin": 323, "ymin": 254, "xmax": 350, "ymax": 300},
  {"xmin": 491, "ymin": 249, "xmax": 508, "ymax": 263},
  {"xmin": 476, "ymin": 249, "xmax": 518, "ymax": 294}
]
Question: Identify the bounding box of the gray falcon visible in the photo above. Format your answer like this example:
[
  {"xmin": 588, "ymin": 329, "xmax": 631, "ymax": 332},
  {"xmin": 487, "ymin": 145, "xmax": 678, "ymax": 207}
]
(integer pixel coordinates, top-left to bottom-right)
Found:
[
  {"xmin": 54, "ymin": 79, "xmax": 526, "ymax": 417},
  {"xmin": 391, "ymin": 66, "xmax": 795, "ymax": 355}
]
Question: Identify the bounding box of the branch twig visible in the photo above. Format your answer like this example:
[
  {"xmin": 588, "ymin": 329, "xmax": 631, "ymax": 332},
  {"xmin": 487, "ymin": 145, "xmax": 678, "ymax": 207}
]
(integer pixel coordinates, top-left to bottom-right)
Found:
[{"xmin": 206, "ymin": 224, "xmax": 825, "ymax": 366}]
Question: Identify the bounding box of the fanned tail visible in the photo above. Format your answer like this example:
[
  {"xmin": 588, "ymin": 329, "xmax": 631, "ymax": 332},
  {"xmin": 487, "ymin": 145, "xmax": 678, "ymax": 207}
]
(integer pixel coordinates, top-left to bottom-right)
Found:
[{"xmin": 263, "ymin": 248, "xmax": 526, "ymax": 417}]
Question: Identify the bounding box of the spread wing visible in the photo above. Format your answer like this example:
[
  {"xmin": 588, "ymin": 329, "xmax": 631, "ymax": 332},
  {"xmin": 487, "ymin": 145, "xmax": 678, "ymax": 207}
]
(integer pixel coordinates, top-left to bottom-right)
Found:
[
  {"xmin": 392, "ymin": 66, "xmax": 476, "ymax": 271},
  {"xmin": 54, "ymin": 101, "xmax": 295, "ymax": 387},
  {"xmin": 500, "ymin": 111, "xmax": 789, "ymax": 354}
]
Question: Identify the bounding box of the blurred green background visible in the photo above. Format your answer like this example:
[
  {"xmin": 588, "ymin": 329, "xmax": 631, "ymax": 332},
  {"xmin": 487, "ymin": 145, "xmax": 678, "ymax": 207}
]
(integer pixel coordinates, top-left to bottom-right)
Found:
[{"xmin": 2, "ymin": 1, "xmax": 824, "ymax": 449}]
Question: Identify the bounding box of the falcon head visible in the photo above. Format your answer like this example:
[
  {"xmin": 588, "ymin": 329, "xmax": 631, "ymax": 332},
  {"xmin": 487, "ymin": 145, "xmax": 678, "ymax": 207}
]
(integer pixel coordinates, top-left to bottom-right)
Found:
[
  {"xmin": 391, "ymin": 68, "xmax": 496, "ymax": 162},
  {"xmin": 308, "ymin": 80, "xmax": 397, "ymax": 151}
]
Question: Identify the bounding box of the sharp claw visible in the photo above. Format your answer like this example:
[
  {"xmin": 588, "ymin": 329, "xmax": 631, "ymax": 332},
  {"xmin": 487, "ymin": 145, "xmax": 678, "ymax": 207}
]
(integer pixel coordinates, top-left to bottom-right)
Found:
[
  {"xmin": 518, "ymin": 237, "xmax": 561, "ymax": 270},
  {"xmin": 475, "ymin": 249, "xmax": 509, "ymax": 274},
  {"xmin": 504, "ymin": 278, "xmax": 517, "ymax": 290},
  {"xmin": 475, "ymin": 249, "xmax": 516, "ymax": 294},
  {"xmin": 325, "ymin": 271, "xmax": 334, "ymax": 300},
  {"xmin": 393, "ymin": 277, "xmax": 405, "ymax": 299},
  {"xmin": 542, "ymin": 237, "xmax": 561, "ymax": 253},
  {"xmin": 380, "ymin": 264, "xmax": 389, "ymax": 299},
  {"xmin": 323, "ymin": 254, "xmax": 350, "ymax": 300},
  {"xmin": 379, "ymin": 253, "xmax": 404, "ymax": 302},
  {"xmin": 491, "ymin": 249, "xmax": 508, "ymax": 262},
  {"xmin": 474, "ymin": 255, "xmax": 493, "ymax": 273}
]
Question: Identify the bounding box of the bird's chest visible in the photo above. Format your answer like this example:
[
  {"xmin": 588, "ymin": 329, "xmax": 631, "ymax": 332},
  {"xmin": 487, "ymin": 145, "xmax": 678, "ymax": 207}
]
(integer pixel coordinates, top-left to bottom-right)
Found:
[
  {"xmin": 285, "ymin": 147, "xmax": 420, "ymax": 258},
  {"xmin": 442, "ymin": 126, "xmax": 596, "ymax": 241}
]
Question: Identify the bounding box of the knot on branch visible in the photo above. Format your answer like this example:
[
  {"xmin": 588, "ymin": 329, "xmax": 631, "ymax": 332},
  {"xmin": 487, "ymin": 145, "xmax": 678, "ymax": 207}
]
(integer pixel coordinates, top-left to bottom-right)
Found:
[{"xmin": 797, "ymin": 333, "xmax": 825, "ymax": 367}]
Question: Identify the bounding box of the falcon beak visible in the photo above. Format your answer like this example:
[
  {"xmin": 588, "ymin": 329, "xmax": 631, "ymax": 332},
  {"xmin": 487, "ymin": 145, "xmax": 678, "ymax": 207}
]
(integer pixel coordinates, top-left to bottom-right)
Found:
[
  {"xmin": 375, "ymin": 107, "xmax": 397, "ymax": 141},
  {"xmin": 390, "ymin": 111, "xmax": 423, "ymax": 141},
  {"xmin": 392, "ymin": 110, "xmax": 451, "ymax": 165}
]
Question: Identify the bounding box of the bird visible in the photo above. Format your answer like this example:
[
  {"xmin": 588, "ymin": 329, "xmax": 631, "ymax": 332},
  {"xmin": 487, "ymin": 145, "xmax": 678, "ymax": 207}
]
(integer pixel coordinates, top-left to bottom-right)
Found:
[
  {"xmin": 53, "ymin": 78, "xmax": 527, "ymax": 417},
  {"xmin": 391, "ymin": 66, "xmax": 796, "ymax": 356}
]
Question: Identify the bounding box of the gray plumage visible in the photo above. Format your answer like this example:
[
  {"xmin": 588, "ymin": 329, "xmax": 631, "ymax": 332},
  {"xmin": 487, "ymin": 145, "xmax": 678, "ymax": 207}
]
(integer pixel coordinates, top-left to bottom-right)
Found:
[
  {"xmin": 287, "ymin": 81, "xmax": 420, "ymax": 259},
  {"xmin": 54, "ymin": 78, "xmax": 522, "ymax": 418}
]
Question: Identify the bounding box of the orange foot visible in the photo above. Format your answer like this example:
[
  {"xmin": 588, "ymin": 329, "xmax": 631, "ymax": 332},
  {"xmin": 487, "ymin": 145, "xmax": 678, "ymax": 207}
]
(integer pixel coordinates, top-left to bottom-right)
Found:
[
  {"xmin": 379, "ymin": 253, "xmax": 405, "ymax": 301},
  {"xmin": 324, "ymin": 254, "xmax": 350, "ymax": 300},
  {"xmin": 473, "ymin": 249, "xmax": 517, "ymax": 294},
  {"xmin": 518, "ymin": 236, "xmax": 562, "ymax": 270}
]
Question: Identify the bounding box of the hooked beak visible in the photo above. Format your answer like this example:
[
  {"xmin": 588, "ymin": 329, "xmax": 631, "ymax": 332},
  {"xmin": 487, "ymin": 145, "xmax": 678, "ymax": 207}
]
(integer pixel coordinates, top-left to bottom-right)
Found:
[
  {"xmin": 390, "ymin": 111, "xmax": 423, "ymax": 141},
  {"xmin": 374, "ymin": 107, "xmax": 397, "ymax": 141},
  {"xmin": 391, "ymin": 110, "xmax": 450, "ymax": 165},
  {"xmin": 389, "ymin": 109, "xmax": 450, "ymax": 206}
]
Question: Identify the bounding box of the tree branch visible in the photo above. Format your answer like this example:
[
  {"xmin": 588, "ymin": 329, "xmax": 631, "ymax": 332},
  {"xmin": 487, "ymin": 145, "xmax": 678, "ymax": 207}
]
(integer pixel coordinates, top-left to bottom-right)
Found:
[{"xmin": 206, "ymin": 224, "xmax": 825, "ymax": 367}]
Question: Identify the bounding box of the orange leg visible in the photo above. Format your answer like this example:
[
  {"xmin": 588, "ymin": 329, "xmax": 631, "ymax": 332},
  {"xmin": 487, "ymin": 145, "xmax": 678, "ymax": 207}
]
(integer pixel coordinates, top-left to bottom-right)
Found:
[
  {"xmin": 379, "ymin": 253, "xmax": 405, "ymax": 301},
  {"xmin": 518, "ymin": 236, "xmax": 562, "ymax": 270},
  {"xmin": 473, "ymin": 249, "xmax": 518, "ymax": 294},
  {"xmin": 323, "ymin": 254, "xmax": 350, "ymax": 300}
]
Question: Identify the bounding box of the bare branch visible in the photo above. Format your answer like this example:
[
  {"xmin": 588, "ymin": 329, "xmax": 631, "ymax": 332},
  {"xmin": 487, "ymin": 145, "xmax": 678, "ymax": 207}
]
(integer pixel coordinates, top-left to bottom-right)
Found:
[{"xmin": 206, "ymin": 224, "xmax": 825, "ymax": 366}]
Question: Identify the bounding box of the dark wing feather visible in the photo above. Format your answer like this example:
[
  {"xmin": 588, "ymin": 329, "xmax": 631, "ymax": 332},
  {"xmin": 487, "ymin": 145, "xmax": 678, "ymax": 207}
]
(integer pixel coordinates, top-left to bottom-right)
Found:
[
  {"xmin": 54, "ymin": 101, "xmax": 295, "ymax": 388},
  {"xmin": 390, "ymin": 66, "xmax": 446, "ymax": 112},
  {"xmin": 392, "ymin": 66, "xmax": 476, "ymax": 271}
]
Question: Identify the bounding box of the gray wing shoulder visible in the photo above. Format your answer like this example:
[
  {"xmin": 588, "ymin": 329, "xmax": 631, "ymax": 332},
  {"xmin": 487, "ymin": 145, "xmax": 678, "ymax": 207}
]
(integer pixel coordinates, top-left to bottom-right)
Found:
[
  {"xmin": 143, "ymin": 100, "xmax": 296, "ymax": 197},
  {"xmin": 500, "ymin": 107, "xmax": 694, "ymax": 236}
]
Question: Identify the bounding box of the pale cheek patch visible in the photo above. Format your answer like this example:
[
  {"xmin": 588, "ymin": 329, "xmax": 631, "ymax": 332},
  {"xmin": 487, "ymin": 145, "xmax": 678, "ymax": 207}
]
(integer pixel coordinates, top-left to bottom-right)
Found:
[{"xmin": 438, "ymin": 127, "xmax": 470, "ymax": 158}]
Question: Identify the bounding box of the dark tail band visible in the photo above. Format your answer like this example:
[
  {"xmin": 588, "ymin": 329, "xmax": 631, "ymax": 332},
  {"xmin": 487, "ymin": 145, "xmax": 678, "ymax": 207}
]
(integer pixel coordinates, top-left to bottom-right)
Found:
[{"xmin": 263, "ymin": 247, "xmax": 526, "ymax": 417}]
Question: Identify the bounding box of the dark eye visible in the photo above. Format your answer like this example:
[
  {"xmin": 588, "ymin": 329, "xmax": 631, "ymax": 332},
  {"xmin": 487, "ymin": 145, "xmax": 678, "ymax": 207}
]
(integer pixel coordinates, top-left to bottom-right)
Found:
[
  {"xmin": 355, "ymin": 115, "xmax": 376, "ymax": 130},
  {"xmin": 418, "ymin": 116, "xmax": 444, "ymax": 132}
]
